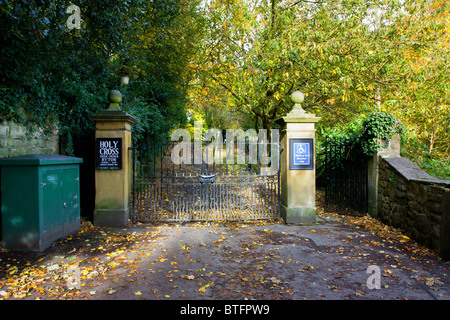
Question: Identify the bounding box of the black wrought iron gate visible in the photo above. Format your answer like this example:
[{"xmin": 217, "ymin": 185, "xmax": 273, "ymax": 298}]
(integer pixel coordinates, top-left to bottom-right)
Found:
[
  {"xmin": 324, "ymin": 136, "xmax": 369, "ymax": 215},
  {"xmin": 131, "ymin": 136, "xmax": 281, "ymax": 222}
]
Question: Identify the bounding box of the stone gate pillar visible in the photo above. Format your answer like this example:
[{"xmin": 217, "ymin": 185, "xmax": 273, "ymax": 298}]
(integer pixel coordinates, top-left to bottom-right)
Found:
[
  {"xmin": 91, "ymin": 90, "xmax": 137, "ymax": 227},
  {"xmin": 367, "ymin": 134, "xmax": 401, "ymax": 218},
  {"xmin": 277, "ymin": 92, "xmax": 321, "ymax": 224}
]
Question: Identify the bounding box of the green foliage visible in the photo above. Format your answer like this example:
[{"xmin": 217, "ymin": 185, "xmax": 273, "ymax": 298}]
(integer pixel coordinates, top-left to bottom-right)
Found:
[
  {"xmin": 414, "ymin": 156, "xmax": 450, "ymax": 180},
  {"xmin": 317, "ymin": 110, "xmax": 449, "ymax": 180},
  {"xmin": 317, "ymin": 111, "xmax": 402, "ymax": 186},
  {"xmin": 389, "ymin": 173, "xmax": 395, "ymax": 184},
  {"xmin": 190, "ymin": 0, "xmax": 448, "ymax": 176},
  {"xmin": 402, "ymin": 135, "xmax": 450, "ymax": 180},
  {"xmin": 0, "ymin": 0, "xmax": 203, "ymax": 154},
  {"xmin": 1, "ymin": 0, "xmax": 128, "ymax": 147},
  {"xmin": 317, "ymin": 111, "xmax": 403, "ymax": 159},
  {"xmin": 125, "ymin": 97, "xmax": 167, "ymax": 142},
  {"xmin": 359, "ymin": 112, "xmax": 404, "ymax": 156}
]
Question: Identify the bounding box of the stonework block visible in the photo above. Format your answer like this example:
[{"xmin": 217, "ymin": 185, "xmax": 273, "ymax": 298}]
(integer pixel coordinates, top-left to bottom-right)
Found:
[{"xmin": 0, "ymin": 120, "xmax": 59, "ymax": 158}]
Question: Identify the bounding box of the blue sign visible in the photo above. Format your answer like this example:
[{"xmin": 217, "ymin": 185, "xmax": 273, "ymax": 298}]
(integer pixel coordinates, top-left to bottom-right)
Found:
[
  {"xmin": 293, "ymin": 142, "xmax": 310, "ymax": 165},
  {"xmin": 289, "ymin": 138, "xmax": 314, "ymax": 170}
]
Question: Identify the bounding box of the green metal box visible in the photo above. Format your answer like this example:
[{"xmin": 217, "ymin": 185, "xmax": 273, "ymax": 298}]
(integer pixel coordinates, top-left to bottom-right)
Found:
[{"xmin": 0, "ymin": 154, "xmax": 83, "ymax": 251}]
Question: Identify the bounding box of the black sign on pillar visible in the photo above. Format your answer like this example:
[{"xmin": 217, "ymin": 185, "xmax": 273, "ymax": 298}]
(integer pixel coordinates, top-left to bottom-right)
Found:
[
  {"xmin": 289, "ymin": 138, "xmax": 314, "ymax": 170},
  {"xmin": 96, "ymin": 138, "xmax": 122, "ymax": 170}
]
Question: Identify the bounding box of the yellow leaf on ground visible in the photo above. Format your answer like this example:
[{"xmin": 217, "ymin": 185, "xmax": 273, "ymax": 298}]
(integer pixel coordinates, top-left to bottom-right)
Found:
[{"xmin": 198, "ymin": 283, "xmax": 210, "ymax": 292}]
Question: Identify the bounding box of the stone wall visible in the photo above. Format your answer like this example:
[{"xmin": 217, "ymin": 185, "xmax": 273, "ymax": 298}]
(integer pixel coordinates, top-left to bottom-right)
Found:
[
  {"xmin": 376, "ymin": 156, "xmax": 450, "ymax": 260},
  {"xmin": 0, "ymin": 120, "xmax": 59, "ymax": 157}
]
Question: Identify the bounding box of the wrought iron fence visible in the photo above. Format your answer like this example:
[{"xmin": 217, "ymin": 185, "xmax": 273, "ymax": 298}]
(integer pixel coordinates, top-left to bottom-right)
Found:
[
  {"xmin": 131, "ymin": 135, "xmax": 281, "ymax": 222},
  {"xmin": 324, "ymin": 136, "xmax": 369, "ymax": 215}
]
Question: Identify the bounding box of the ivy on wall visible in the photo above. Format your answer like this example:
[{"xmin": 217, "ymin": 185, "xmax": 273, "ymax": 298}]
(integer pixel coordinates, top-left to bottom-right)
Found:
[
  {"xmin": 358, "ymin": 112, "xmax": 404, "ymax": 157},
  {"xmin": 316, "ymin": 111, "xmax": 404, "ymax": 187},
  {"xmin": 319, "ymin": 111, "xmax": 403, "ymax": 156}
]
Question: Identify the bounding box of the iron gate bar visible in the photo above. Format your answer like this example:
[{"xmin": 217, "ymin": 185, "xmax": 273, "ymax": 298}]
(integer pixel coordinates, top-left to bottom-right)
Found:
[
  {"xmin": 324, "ymin": 136, "xmax": 369, "ymax": 215},
  {"xmin": 131, "ymin": 136, "xmax": 281, "ymax": 222},
  {"xmin": 131, "ymin": 175, "xmax": 279, "ymax": 221},
  {"xmin": 129, "ymin": 145, "xmax": 136, "ymax": 223}
]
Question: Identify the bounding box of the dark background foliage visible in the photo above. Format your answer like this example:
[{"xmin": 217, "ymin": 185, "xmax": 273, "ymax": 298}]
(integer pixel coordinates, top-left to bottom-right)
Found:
[{"xmin": 0, "ymin": 0, "xmax": 203, "ymax": 219}]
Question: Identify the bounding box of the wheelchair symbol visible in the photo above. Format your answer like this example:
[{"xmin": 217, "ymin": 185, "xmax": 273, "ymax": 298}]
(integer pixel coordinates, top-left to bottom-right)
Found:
[{"xmin": 295, "ymin": 144, "xmax": 307, "ymax": 155}]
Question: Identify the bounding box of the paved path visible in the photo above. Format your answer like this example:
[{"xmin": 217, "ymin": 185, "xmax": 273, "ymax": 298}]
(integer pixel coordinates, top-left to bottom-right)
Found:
[
  {"xmin": 1, "ymin": 212, "xmax": 449, "ymax": 307},
  {"xmin": 87, "ymin": 218, "xmax": 450, "ymax": 301}
]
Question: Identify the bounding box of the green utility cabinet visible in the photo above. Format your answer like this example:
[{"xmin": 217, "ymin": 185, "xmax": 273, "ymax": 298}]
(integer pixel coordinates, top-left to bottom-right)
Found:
[{"xmin": 0, "ymin": 154, "xmax": 83, "ymax": 251}]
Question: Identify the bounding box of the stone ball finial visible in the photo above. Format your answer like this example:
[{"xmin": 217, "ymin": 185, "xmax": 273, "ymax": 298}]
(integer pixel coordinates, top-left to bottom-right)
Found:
[
  {"xmin": 107, "ymin": 90, "xmax": 122, "ymax": 110},
  {"xmin": 108, "ymin": 90, "xmax": 122, "ymax": 103},
  {"xmin": 290, "ymin": 91, "xmax": 306, "ymax": 114},
  {"xmin": 291, "ymin": 91, "xmax": 304, "ymax": 104}
]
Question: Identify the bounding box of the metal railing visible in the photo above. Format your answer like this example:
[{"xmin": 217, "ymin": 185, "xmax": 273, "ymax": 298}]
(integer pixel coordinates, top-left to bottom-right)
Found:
[
  {"xmin": 131, "ymin": 136, "xmax": 281, "ymax": 222},
  {"xmin": 324, "ymin": 136, "xmax": 369, "ymax": 215}
]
